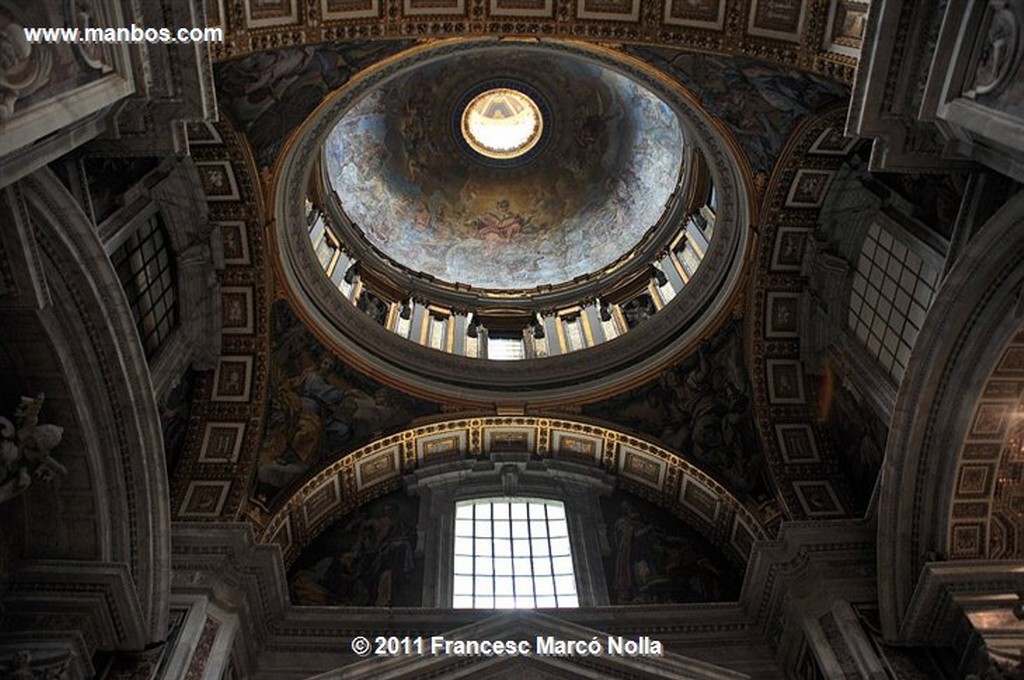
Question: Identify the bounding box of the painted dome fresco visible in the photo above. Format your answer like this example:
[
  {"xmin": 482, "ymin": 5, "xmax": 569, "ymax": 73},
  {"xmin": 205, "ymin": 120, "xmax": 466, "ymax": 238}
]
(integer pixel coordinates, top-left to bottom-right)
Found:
[{"xmin": 323, "ymin": 48, "xmax": 685, "ymax": 291}]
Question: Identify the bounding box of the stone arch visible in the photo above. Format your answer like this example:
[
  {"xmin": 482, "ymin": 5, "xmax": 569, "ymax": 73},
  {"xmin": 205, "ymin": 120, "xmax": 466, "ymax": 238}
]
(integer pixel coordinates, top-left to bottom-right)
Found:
[
  {"xmin": 1, "ymin": 168, "xmax": 171, "ymax": 648},
  {"xmin": 877, "ymin": 189, "xmax": 1024, "ymax": 638},
  {"xmin": 259, "ymin": 416, "xmax": 769, "ymax": 575}
]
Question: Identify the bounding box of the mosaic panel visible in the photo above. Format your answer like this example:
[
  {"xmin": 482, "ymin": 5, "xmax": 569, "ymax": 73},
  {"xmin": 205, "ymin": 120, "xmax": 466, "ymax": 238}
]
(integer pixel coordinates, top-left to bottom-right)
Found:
[
  {"xmin": 748, "ymin": 0, "xmax": 806, "ymax": 43},
  {"xmin": 771, "ymin": 227, "xmax": 813, "ymax": 271},
  {"xmin": 186, "ymin": 120, "xmax": 223, "ymax": 145},
  {"xmin": 950, "ymin": 522, "xmax": 985, "ymax": 559},
  {"xmin": 484, "ymin": 427, "xmax": 536, "ymax": 453},
  {"xmin": 792, "ymin": 480, "xmax": 844, "ymax": 518},
  {"xmin": 824, "ymin": 1, "xmax": 869, "ymax": 57},
  {"xmin": 180, "ymin": 481, "xmax": 232, "ymax": 518},
  {"xmin": 354, "ymin": 445, "xmax": 402, "ymax": 490},
  {"xmin": 808, "ymin": 126, "xmax": 859, "ymax": 156},
  {"xmin": 416, "ymin": 430, "xmax": 467, "ymax": 464},
  {"xmin": 767, "ymin": 359, "xmax": 806, "ymax": 404},
  {"xmin": 245, "ymin": 0, "xmax": 298, "ymax": 27},
  {"xmin": 216, "ymin": 221, "xmax": 251, "ymax": 266},
  {"xmin": 196, "ymin": 161, "xmax": 240, "ymax": 201},
  {"xmin": 403, "ymin": 0, "xmax": 465, "ymax": 16},
  {"xmin": 731, "ymin": 517, "xmax": 756, "ymax": 559},
  {"xmin": 221, "ymin": 286, "xmax": 254, "ymax": 335},
  {"xmin": 302, "ymin": 476, "xmax": 342, "ymax": 526},
  {"xmin": 776, "ymin": 424, "xmax": 820, "ymax": 464},
  {"xmin": 551, "ymin": 431, "xmax": 603, "ymax": 464},
  {"xmin": 765, "ymin": 292, "xmax": 800, "ymax": 338},
  {"xmin": 956, "ymin": 464, "xmax": 996, "ymax": 499},
  {"xmin": 680, "ymin": 475, "xmax": 721, "ymax": 523},
  {"xmin": 618, "ymin": 445, "xmax": 668, "ymax": 490}
]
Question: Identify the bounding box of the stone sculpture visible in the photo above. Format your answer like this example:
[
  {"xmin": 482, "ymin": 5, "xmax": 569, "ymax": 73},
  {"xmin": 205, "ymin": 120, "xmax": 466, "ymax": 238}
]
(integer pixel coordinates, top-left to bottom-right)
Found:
[{"xmin": 0, "ymin": 393, "xmax": 65, "ymax": 503}]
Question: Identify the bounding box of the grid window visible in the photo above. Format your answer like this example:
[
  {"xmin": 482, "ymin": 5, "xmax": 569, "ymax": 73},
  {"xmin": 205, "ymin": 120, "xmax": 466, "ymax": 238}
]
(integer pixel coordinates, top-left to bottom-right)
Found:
[
  {"xmin": 848, "ymin": 223, "xmax": 939, "ymax": 382},
  {"xmin": 308, "ymin": 214, "xmax": 339, "ymax": 271},
  {"xmin": 427, "ymin": 314, "xmax": 448, "ymax": 351},
  {"xmin": 673, "ymin": 218, "xmax": 710, "ymax": 283},
  {"xmin": 111, "ymin": 213, "xmax": 178, "ymax": 359},
  {"xmin": 563, "ymin": 316, "xmax": 585, "ymax": 352},
  {"xmin": 452, "ymin": 499, "xmax": 579, "ymax": 609},
  {"xmin": 464, "ymin": 330, "xmax": 480, "ymax": 358},
  {"xmin": 487, "ymin": 334, "xmax": 525, "ymax": 361},
  {"xmin": 601, "ymin": 315, "xmax": 621, "ymax": 341}
]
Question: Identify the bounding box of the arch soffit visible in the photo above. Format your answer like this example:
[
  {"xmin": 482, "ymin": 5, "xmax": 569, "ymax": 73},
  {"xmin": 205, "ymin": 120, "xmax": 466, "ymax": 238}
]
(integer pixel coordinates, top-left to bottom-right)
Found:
[
  {"xmin": 10, "ymin": 168, "xmax": 172, "ymax": 643},
  {"xmin": 744, "ymin": 105, "xmax": 864, "ymax": 522},
  {"xmin": 259, "ymin": 416, "xmax": 769, "ymax": 571},
  {"xmin": 946, "ymin": 329, "xmax": 1024, "ymax": 562}
]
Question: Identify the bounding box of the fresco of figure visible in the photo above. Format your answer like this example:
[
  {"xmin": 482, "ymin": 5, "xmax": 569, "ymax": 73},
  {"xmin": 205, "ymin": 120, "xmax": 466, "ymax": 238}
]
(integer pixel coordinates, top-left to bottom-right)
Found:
[
  {"xmin": 606, "ymin": 497, "xmax": 737, "ymax": 604},
  {"xmin": 290, "ymin": 498, "xmax": 419, "ymax": 607},
  {"xmin": 260, "ymin": 355, "xmax": 351, "ymax": 473},
  {"xmin": 471, "ymin": 199, "xmax": 529, "ymax": 243},
  {"xmin": 583, "ymin": 324, "xmax": 768, "ymax": 501},
  {"xmin": 255, "ymin": 301, "xmax": 440, "ymax": 506},
  {"xmin": 661, "ymin": 344, "xmax": 757, "ymax": 493}
]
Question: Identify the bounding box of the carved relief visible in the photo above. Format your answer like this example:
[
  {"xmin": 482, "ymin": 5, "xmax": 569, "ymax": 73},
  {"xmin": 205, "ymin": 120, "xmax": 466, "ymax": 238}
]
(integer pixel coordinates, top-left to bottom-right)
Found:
[
  {"xmin": 0, "ymin": 649, "xmax": 74, "ymax": 679},
  {"xmin": 967, "ymin": 1, "xmax": 1021, "ymax": 98},
  {"xmin": 0, "ymin": 2, "xmax": 52, "ymax": 118},
  {"xmin": 66, "ymin": 0, "xmax": 112, "ymax": 73},
  {"xmin": 601, "ymin": 492, "xmax": 741, "ymax": 605}
]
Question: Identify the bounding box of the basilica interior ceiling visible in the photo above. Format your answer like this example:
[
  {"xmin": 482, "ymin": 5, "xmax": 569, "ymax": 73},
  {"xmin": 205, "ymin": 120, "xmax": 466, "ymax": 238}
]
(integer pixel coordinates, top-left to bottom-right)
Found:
[
  {"xmin": 5, "ymin": 0, "xmax": 979, "ymax": 620},
  {"xmin": 9, "ymin": 0, "xmax": 1024, "ymax": 677},
  {"xmin": 159, "ymin": 0, "xmax": 887, "ymax": 615}
]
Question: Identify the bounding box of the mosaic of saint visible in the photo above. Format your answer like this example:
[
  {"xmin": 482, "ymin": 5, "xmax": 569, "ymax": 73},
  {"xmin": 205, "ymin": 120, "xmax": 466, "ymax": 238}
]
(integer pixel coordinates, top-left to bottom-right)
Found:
[
  {"xmin": 583, "ymin": 322, "xmax": 769, "ymax": 501},
  {"xmin": 289, "ymin": 491, "xmax": 422, "ymax": 607},
  {"xmin": 627, "ymin": 46, "xmax": 848, "ymax": 175},
  {"xmin": 215, "ymin": 41, "xmax": 414, "ymax": 167},
  {"xmin": 602, "ymin": 492, "xmax": 741, "ymax": 604},
  {"xmin": 254, "ymin": 301, "xmax": 439, "ymax": 507},
  {"xmin": 324, "ymin": 50, "xmax": 684, "ymax": 290}
]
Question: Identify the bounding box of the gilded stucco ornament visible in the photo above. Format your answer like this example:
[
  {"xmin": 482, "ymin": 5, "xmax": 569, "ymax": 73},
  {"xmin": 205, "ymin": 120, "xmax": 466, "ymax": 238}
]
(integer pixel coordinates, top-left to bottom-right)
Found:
[{"xmin": 0, "ymin": 393, "xmax": 66, "ymax": 504}]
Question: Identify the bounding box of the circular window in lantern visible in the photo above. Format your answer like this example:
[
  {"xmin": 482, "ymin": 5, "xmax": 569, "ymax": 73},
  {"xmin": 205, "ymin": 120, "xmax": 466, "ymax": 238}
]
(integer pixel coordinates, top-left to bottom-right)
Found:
[{"xmin": 460, "ymin": 87, "xmax": 545, "ymax": 160}]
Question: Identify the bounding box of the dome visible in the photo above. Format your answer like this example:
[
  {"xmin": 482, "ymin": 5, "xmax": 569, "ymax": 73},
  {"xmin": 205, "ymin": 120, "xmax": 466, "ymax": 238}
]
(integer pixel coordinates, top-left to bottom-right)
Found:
[
  {"xmin": 275, "ymin": 40, "xmax": 751, "ymax": 402},
  {"xmin": 322, "ymin": 49, "xmax": 685, "ymax": 291}
]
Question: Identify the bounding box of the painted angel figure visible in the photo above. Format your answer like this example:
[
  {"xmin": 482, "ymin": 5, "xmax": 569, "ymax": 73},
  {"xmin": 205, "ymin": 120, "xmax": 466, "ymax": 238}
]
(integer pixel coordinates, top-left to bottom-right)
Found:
[{"xmin": 0, "ymin": 393, "xmax": 65, "ymax": 504}]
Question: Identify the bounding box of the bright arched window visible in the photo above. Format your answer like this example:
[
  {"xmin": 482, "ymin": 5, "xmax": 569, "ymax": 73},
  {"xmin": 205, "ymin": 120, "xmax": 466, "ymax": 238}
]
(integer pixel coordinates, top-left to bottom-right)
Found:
[{"xmin": 452, "ymin": 498, "xmax": 579, "ymax": 609}]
